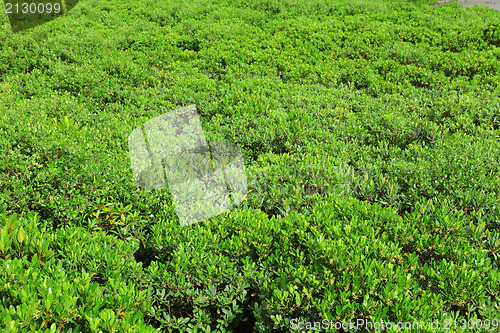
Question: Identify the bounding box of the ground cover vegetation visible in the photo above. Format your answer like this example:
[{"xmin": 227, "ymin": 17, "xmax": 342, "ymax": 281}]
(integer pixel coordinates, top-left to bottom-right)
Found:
[{"xmin": 0, "ymin": 0, "xmax": 499, "ymax": 331}]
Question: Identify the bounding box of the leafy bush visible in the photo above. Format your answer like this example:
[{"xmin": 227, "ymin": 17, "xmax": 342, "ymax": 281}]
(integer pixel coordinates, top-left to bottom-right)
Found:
[{"xmin": 0, "ymin": 0, "xmax": 499, "ymax": 331}]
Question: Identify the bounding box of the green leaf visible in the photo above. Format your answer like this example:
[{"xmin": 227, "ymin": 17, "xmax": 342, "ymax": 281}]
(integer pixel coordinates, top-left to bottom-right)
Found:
[{"xmin": 17, "ymin": 227, "xmax": 25, "ymax": 245}]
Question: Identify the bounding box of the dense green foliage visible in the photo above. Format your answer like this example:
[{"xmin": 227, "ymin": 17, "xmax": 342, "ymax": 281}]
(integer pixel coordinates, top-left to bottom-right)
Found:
[{"xmin": 1, "ymin": 0, "xmax": 500, "ymax": 331}]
